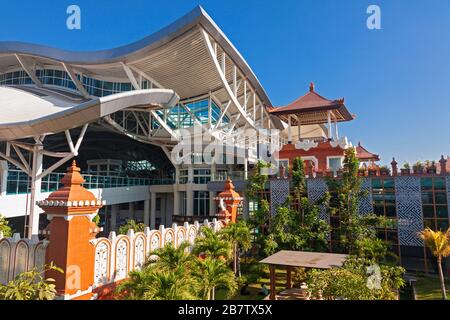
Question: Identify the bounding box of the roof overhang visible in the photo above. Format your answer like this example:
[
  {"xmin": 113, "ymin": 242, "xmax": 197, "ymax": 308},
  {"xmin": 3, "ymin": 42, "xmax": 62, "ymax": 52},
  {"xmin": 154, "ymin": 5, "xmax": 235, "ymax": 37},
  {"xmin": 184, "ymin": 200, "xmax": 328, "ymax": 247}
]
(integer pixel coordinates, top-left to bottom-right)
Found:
[
  {"xmin": 271, "ymin": 104, "xmax": 355, "ymax": 126},
  {"xmin": 0, "ymin": 86, "xmax": 179, "ymax": 141},
  {"xmin": 0, "ymin": 6, "xmax": 284, "ymax": 130}
]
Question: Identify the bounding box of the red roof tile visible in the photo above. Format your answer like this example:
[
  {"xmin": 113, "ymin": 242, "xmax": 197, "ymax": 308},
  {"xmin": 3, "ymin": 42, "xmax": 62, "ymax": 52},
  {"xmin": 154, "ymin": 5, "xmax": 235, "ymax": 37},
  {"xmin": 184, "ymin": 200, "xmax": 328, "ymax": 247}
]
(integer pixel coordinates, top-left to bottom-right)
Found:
[
  {"xmin": 356, "ymin": 142, "xmax": 380, "ymax": 161},
  {"xmin": 269, "ymin": 83, "xmax": 354, "ymax": 123}
]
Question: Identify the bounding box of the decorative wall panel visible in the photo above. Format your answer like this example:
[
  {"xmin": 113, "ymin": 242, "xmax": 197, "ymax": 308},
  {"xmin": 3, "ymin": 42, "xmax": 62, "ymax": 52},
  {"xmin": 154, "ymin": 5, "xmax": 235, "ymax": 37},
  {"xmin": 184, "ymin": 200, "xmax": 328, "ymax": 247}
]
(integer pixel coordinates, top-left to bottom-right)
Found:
[{"xmin": 395, "ymin": 177, "xmax": 423, "ymax": 246}]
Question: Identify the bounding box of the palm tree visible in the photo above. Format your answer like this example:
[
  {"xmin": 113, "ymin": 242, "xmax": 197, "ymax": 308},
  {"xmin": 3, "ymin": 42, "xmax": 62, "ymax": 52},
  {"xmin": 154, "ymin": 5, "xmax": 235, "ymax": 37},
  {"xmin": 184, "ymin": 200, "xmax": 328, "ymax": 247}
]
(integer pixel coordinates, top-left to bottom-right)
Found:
[
  {"xmin": 221, "ymin": 221, "xmax": 251, "ymax": 276},
  {"xmin": 142, "ymin": 269, "xmax": 197, "ymax": 300},
  {"xmin": 418, "ymin": 227, "xmax": 450, "ymax": 300},
  {"xmin": 148, "ymin": 242, "xmax": 192, "ymax": 271},
  {"xmin": 118, "ymin": 242, "xmax": 197, "ymax": 300},
  {"xmin": 192, "ymin": 226, "xmax": 232, "ymax": 260},
  {"xmin": 192, "ymin": 256, "xmax": 237, "ymax": 300}
]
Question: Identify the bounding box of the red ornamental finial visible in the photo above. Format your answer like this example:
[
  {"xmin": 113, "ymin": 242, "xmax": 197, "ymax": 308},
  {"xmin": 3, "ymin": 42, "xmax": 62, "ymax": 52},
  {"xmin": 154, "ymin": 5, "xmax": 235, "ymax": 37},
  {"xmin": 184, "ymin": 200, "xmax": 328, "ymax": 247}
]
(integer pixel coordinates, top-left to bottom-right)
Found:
[{"xmin": 309, "ymin": 82, "xmax": 315, "ymax": 92}]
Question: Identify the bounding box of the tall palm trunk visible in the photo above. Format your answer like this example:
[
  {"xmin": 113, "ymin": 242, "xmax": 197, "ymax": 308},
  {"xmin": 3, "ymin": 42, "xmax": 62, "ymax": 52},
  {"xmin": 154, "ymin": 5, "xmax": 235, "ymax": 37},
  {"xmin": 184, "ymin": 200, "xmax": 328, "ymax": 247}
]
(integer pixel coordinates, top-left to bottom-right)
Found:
[
  {"xmin": 233, "ymin": 243, "xmax": 238, "ymax": 276},
  {"xmin": 437, "ymin": 256, "xmax": 447, "ymax": 300},
  {"xmin": 237, "ymin": 248, "xmax": 241, "ymax": 277},
  {"xmin": 211, "ymin": 287, "xmax": 215, "ymax": 300}
]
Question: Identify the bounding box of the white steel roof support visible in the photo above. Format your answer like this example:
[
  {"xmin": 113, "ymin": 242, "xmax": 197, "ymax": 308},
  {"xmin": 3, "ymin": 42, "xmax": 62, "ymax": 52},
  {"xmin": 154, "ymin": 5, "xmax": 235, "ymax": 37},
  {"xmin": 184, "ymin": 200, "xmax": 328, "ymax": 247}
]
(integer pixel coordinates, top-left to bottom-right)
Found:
[
  {"xmin": 121, "ymin": 62, "xmax": 141, "ymax": 90},
  {"xmin": 201, "ymin": 29, "xmax": 256, "ymax": 130},
  {"xmin": 14, "ymin": 54, "xmax": 43, "ymax": 88},
  {"xmin": 62, "ymin": 63, "xmax": 90, "ymax": 98}
]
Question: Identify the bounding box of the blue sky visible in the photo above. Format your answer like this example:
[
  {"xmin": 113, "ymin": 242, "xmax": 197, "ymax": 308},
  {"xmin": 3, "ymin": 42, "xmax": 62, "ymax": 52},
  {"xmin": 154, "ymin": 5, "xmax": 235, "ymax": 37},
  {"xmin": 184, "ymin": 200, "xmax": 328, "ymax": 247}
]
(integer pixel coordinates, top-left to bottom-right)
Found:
[{"xmin": 1, "ymin": 0, "xmax": 449, "ymax": 165}]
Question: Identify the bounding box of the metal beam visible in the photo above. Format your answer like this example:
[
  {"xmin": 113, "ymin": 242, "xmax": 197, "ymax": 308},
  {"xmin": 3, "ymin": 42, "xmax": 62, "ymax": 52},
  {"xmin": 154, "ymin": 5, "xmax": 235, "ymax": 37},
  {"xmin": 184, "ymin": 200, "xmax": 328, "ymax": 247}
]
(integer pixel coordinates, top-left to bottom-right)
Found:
[
  {"xmin": 201, "ymin": 29, "xmax": 256, "ymax": 130},
  {"xmin": 15, "ymin": 54, "xmax": 43, "ymax": 87},
  {"xmin": 62, "ymin": 63, "xmax": 90, "ymax": 98},
  {"xmin": 121, "ymin": 62, "xmax": 141, "ymax": 90}
]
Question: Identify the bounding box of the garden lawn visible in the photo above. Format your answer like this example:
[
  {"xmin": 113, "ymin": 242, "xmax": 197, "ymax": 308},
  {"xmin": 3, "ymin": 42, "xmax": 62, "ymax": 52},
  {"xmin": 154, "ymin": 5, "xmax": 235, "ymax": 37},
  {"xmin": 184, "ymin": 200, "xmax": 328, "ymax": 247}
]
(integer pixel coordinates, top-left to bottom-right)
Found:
[{"xmin": 415, "ymin": 276, "xmax": 450, "ymax": 300}]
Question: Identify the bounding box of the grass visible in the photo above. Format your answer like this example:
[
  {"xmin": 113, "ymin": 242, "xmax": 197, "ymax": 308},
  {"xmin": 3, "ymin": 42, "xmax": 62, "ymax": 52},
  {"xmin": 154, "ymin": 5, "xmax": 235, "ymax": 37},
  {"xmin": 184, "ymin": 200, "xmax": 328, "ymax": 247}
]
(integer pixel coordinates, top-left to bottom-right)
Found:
[{"xmin": 415, "ymin": 276, "xmax": 450, "ymax": 300}]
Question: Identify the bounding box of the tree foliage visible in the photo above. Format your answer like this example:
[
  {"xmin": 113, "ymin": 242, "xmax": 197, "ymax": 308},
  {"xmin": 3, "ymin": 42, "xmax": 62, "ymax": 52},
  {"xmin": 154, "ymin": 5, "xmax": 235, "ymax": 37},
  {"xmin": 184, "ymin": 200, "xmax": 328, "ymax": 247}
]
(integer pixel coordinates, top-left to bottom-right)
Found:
[
  {"xmin": 117, "ymin": 224, "xmax": 240, "ymax": 300},
  {"xmin": 118, "ymin": 219, "xmax": 147, "ymax": 235},
  {"xmin": 323, "ymin": 148, "xmax": 390, "ymax": 255},
  {"xmin": 306, "ymin": 257, "xmax": 405, "ymax": 300},
  {"xmin": 418, "ymin": 228, "xmax": 450, "ymax": 300},
  {"xmin": 192, "ymin": 257, "xmax": 237, "ymax": 300},
  {"xmin": 0, "ymin": 214, "xmax": 12, "ymax": 238},
  {"xmin": 0, "ymin": 263, "xmax": 63, "ymax": 300},
  {"xmin": 192, "ymin": 226, "xmax": 232, "ymax": 260},
  {"xmin": 221, "ymin": 221, "xmax": 251, "ymax": 276}
]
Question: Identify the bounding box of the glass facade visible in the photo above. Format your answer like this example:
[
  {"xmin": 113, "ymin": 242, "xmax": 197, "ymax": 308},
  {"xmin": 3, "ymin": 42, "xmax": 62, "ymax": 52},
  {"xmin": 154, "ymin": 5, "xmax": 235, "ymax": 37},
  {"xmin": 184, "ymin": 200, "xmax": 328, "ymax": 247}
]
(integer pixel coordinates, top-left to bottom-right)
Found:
[
  {"xmin": 193, "ymin": 191, "xmax": 210, "ymax": 216},
  {"xmin": 371, "ymin": 178, "xmax": 400, "ymax": 256},
  {"xmin": 6, "ymin": 170, "xmax": 173, "ymax": 195},
  {"xmin": 421, "ymin": 177, "xmax": 448, "ymax": 231},
  {"xmin": 194, "ymin": 169, "xmax": 211, "ymax": 184}
]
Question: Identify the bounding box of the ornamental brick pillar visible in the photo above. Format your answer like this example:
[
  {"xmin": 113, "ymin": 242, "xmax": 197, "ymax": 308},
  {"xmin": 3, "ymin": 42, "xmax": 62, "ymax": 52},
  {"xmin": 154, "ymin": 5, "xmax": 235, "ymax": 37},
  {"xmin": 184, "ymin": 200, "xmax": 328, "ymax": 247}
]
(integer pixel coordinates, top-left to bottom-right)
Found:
[
  {"xmin": 214, "ymin": 178, "xmax": 244, "ymax": 225},
  {"xmin": 38, "ymin": 161, "xmax": 104, "ymax": 300},
  {"xmin": 439, "ymin": 156, "xmax": 447, "ymax": 175},
  {"xmin": 391, "ymin": 158, "xmax": 398, "ymax": 177}
]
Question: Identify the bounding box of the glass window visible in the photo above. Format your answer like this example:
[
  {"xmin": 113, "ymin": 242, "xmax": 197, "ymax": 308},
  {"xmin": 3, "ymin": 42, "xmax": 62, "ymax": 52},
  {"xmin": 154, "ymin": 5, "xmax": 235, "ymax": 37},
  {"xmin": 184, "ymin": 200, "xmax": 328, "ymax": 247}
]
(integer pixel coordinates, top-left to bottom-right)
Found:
[
  {"xmin": 437, "ymin": 219, "xmax": 449, "ymax": 231},
  {"xmin": 435, "ymin": 192, "xmax": 447, "ymax": 205},
  {"xmin": 423, "ymin": 205, "xmax": 434, "ymax": 218},
  {"xmin": 436, "ymin": 206, "xmax": 448, "ymax": 219},
  {"xmin": 328, "ymin": 157, "xmax": 342, "ymax": 171},
  {"xmin": 422, "ymin": 192, "xmax": 434, "ymax": 205},
  {"xmin": 434, "ymin": 178, "xmax": 446, "ymax": 191}
]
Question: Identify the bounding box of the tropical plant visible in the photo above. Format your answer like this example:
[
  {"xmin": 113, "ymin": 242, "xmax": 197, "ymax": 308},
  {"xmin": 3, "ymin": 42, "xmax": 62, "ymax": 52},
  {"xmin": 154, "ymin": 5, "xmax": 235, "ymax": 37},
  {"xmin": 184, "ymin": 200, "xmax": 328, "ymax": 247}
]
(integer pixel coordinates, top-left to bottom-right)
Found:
[
  {"xmin": 119, "ymin": 219, "xmax": 147, "ymax": 235},
  {"xmin": 0, "ymin": 214, "xmax": 12, "ymax": 237},
  {"xmin": 292, "ymin": 157, "xmax": 306, "ymax": 196},
  {"xmin": 221, "ymin": 221, "xmax": 252, "ymax": 276},
  {"xmin": 192, "ymin": 256, "xmax": 237, "ymax": 300},
  {"xmin": 92, "ymin": 214, "xmax": 101, "ymax": 226},
  {"xmin": 418, "ymin": 228, "xmax": 450, "ymax": 300},
  {"xmin": 306, "ymin": 257, "xmax": 405, "ymax": 300},
  {"xmin": 118, "ymin": 242, "xmax": 197, "ymax": 300},
  {"xmin": 323, "ymin": 147, "xmax": 388, "ymax": 254},
  {"xmin": 402, "ymin": 162, "xmax": 410, "ymax": 170},
  {"xmin": 192, "ymin": 226, "xmax": 231, "ymax": 260},
  {"xmin": 0, "ymin": 263, "xmax": 63, "ymax": 300},
  {"xmin": 413, "ymin": 161, "xmax": 423, "ymax": 173},
  {"xmin": 118, "ymin": 267, "xmax": 197, "ymax": 300},
  {"xmin": 263, "ymin": 200, "xmax": 330, "ymax": 256},
  {"xmin": 147, "ymin": 242, "xmax": 193, "ymax": 271}
]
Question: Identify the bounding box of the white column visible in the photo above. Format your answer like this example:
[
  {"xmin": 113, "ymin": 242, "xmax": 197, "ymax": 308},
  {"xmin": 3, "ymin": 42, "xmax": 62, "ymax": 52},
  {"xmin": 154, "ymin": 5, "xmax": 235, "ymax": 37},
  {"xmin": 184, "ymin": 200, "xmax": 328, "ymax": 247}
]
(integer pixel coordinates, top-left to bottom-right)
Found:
[
  {"xmin": 288, "ymin": 116, "xmax": 292, "ymax": 143},
  {"xmin": 173, "ymin": 165, "xmax": 180, "ymax": 216},
  {"xmin": 211, "ymin": 162, "xmax": 216, "ymax": 181},
  {"xmin": 188, "ymin": 165, "xmax": 194, "ymax": 184},
  {"xmin": 209, "ymin": 191, "xmax": 216, "ymax": 217},
  {"xmin": 334, "ymin": 117, "xmax": 339, "ymax": 140},
  {"xmin": 186, "ymin": 186, "xmax": 194, "ymax": 217},
  {"xmin": 144, "ymin": 199, "xmax": 150, "ymax": 226},
  {"xmin": 0, "ymin": 160, "xmax": 8, "ymax": 196},
  {"xmin": 110, "ymin": 204, "xmax": 119, "ymax": 232},
  {"xmin": 150, "ymin": 192, "xmax": 156, "ymax": 229},
  {"xmin": 129, "ymin": 202, "xmax": 135, "ymax": 220},
  {"xmin": 28, "ymin": 141, "xmax": 43, "ymax": 238},
  {"xmin": 297, "ymin": 115, "xmax": 302, "ymax": 142},
  {"xmin": 244, "ymin": 158, "xmax": 248, "ymax": 180},
  {"xmin": 327, "ymin": 111, "xmax": 332, "ymax": 140}
]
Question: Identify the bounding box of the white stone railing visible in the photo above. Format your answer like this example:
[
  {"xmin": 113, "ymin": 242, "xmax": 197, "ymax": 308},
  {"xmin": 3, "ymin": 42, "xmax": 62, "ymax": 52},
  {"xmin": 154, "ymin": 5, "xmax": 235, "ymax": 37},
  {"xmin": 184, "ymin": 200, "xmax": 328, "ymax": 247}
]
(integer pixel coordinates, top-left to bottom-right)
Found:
[
  {"xmin": 0, "ymin": 233, "xmax": 48, "ymax": 284},
  {"xmin": 90, "ymin": 219, "xmax": 224, "ymax": 289}
]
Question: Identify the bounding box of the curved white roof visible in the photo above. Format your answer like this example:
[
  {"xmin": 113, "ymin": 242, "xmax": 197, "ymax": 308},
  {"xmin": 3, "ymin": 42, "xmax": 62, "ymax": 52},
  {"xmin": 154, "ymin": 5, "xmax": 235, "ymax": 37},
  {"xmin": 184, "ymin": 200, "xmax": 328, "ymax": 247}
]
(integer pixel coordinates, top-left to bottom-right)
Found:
[
  {"xmin": 0, "ymin": 6, "xmax": 273, "ymax": 107},
  {"xmin": 0, "ymin": 6, "xmax": 284, "ymax": 142},
  {"xmin": 0, "ymin": 86, "xmax": 179, "ymax": 140}
]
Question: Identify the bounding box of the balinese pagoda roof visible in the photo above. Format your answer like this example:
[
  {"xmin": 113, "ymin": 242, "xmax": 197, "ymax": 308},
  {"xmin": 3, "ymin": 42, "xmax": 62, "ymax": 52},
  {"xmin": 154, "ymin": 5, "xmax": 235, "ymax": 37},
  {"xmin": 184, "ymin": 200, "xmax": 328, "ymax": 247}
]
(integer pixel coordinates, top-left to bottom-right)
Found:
[
  {"xmin": 269, "ymin": 83, "xmax": 355, "ymax": 125},
  {"xmin": 356, "ymin": 142, "xmax": 380, "ymax": 161}
]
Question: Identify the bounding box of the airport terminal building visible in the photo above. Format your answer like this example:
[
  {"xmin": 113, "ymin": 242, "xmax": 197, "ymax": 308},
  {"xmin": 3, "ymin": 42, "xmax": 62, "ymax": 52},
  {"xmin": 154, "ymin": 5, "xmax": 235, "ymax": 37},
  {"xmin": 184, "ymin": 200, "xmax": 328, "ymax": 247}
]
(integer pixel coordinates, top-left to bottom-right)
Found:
[
  {"xmin": 0, "ymin": 6, "xmax": 293, "ymax": 237},
  {"xmin": 1, "ymin": 6, "xmax": 449, "ymax": 275}
]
